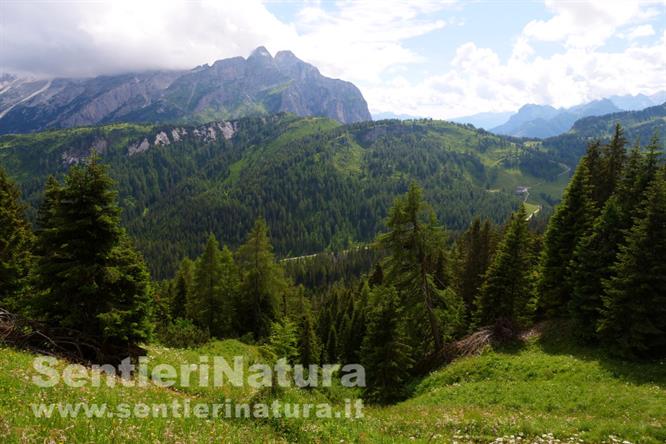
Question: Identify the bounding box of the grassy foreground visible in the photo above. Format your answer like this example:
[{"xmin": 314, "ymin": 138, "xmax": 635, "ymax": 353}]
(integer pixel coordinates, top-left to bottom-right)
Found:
[{"xmin": 1, "ymin": 326, "xmax": 664, "ymax": 443}]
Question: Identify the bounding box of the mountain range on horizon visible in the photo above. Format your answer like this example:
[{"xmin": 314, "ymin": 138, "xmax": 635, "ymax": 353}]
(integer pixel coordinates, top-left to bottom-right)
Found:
[
  {"xmin": 0, "ymin": 47, "xmax": 371, "ymax": 135},
  {"xmin": 451, "ymin": 92, "xmax": 666, "ymax": 137}
]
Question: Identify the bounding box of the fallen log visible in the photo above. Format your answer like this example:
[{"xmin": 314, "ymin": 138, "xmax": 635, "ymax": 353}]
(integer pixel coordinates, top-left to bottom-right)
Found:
[{"xmin": 413, "ymin": 318, "xmax": 520, "ymax": 375}]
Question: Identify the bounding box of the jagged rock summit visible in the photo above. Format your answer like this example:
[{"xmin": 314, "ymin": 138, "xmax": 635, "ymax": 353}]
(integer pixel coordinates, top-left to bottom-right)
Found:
[{"xmin": 0, "ymin": 47, "xmax": 371, "ymax": 134}]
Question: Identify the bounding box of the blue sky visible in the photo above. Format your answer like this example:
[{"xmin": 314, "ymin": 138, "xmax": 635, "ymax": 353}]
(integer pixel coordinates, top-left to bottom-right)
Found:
[
  {"xmin": 259, "ymin": 0, "xmax": 666, "ymax": 118},
  {"xmin": 2, "ymin": 0, "xmax": 665, "ymax": 118},
  {"xmin": 267, "ymin": 1, "xmax": 553, "ymax": 80}
]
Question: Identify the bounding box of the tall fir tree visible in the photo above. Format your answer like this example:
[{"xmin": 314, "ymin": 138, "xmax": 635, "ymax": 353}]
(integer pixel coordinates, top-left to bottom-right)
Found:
[
  {"xmin": 584, "ymin": 140, "xmax": 606, "ymax": 208},
  {"xmin": 361, "ymin": 285, "xmax": 414, "ymax": 404},
  {"xmin": 599, "ymin": 123, "xmax": 627, "ymax": 203},
  {"xmin": 33, "ymin": 155, "xmax": 152, "ymax": 352},
  {"xmin": 0, "ymin": 167, "xmax": 34, "ymax": 312},
  {"xmin": 598, "ymin": 172, "xmax": 666, "ymax": 358},
  {"xmin": 476, "ymin": 206, "xmax": 534, "ymax": 327},
  {"xmin": 538, "ymin": 158, "xmax": 597, "ymax": 317},
  {"xmin": 378, "ymin": 183, "xmax": 461, "ymax": 352},
  {"xmin": 236, "ymin": 218, "xmax": 289, "ymax": 340}
]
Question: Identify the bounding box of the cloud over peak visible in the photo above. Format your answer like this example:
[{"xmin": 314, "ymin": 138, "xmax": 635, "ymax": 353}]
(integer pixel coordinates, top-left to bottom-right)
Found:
[{"xmin": 1, "ymin": 0, "xmax": 664, "ymax": 118}]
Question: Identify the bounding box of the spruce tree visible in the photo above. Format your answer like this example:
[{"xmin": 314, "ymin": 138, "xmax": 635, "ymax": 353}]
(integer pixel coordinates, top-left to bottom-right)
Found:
[
  {"xmin": 35, "ymin": 176, "xmax": 61, "ymax": 235},
  {"xmin": 33, "ymin": 156, "xmax": 151, "ymax": 351},
  {"xmin": 236, "ymin": 218, "xmax": 288, "ymax": 340},
  {"xmin": 173, "ymin": 257, "xmax": 194, "ymax": 320},
  {"xmin": 297, "ymin": 300, "xmax": 320, "ymax": 366},
  {"xmin": 0, "ymin": 167, "xmax": 33, "ymax": 312},
  {"xmin": 598, "ymin": 173, "xmax": 666, "ymax": 358},
  {"xmin": 599, "ymin": 123, "xmax": 627, "ymax": 203},
  {"xmin": 268, "ymin": 319, "xmax": 299, "ymax": 363},
  {"xmin": 616, "ymin": 135, "xmax": 662, "ymax": 223},
  {"xmin": 570, "ymin": 135, "xmax": 662, "ymax": 341},
  {"xmin": 341, "ymin": 282, "xmax": 368, "ymax": 362},
  {"xmin": 368, "ymin": 262, "xmax": 384, "ymax": 287},
  {"xmin": 361, "ymin": 286, "xmax": 413, "ymax": 404},
  {"xmin": 538, "ymin": 159, "xmax": 597, "ymax": 317},
  {"xmin": 476, "ymin": 206, "xmax": 534, "ymax": 327},
  {"xmin": 644, "ymin": 133, "xmax": 663, "ymax": 182},
  {"xmin": 96, "ymin": 236, "xmax": 153, "ymax": 345},
  {"xmin": 454, "ymin": 218, "xmax": 497, "ymax": 320},
  {"xmin": 568, "ymin": 197, "xmax": 625, "ymax": 341},
  {"xmin": 325, "ymin": 325, "xmax": 338, "ymax": 362},
  {"xmin": 584, "ymin": 140, "xmax": 606, "ymax": 208}
]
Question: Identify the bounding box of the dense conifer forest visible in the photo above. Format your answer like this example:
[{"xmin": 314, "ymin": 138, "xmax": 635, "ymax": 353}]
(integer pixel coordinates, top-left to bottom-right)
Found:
[{"xmin": 1, "ymin": 115, "xmax": 565, "ymax": 278}]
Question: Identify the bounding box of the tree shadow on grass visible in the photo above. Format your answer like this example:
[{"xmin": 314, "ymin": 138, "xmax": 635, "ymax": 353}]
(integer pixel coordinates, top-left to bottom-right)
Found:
[{"xmin": 536, "ymin": 319, "xmax": 666, "ymax": 388}]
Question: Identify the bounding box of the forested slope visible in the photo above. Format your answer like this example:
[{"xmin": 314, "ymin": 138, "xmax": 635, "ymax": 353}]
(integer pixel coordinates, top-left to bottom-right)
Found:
[{"xmin": 1, "ymin": 114, "xmax": 564, "ymax": 276}]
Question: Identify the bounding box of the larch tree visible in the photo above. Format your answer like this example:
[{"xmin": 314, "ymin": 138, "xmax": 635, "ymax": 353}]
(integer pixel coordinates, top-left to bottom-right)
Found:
[
  {"xmin": 188, "ymin": 234, "xmax": 223, "ymax": 334},
  {"xmin": 378, "ymin": 183, "xmax": 461, "ymax": 352},
  {"xmin": 236, "ymin": 218, "xmax": 289, "ymax": 340}
]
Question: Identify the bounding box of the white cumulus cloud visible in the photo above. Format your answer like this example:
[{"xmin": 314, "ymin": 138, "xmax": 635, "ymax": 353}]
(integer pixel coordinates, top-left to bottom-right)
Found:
[
  {"xmin": 365, "ymin": 0, "xmax": 666, "ymax": 118},
  {"xmin": 0, "ymin": 0, "xmax": 664, "ymax": 119}
]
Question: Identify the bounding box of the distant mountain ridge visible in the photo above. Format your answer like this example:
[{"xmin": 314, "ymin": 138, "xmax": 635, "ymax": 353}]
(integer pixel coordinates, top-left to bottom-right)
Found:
[
  {"xmin": 450, "ymin": 92, "xmax": 665, "ymax": 135},
  {"xmin": 0, "ymin": 47, "xmax": 371, "ymax": 134},
  {"xmin": 540, "ymin": 102, "xmax": 666, "ymax": 167},
  {"xmin": 449, "ymin": 111, "xmax": 514, "ymax": 130},
  {"xmin": 491, "ymin": 99, "xmax": 623, "ymax": 138},
  {"xmin": 372, "ymin": 111, "xmax": 423, "ymax": 120}
]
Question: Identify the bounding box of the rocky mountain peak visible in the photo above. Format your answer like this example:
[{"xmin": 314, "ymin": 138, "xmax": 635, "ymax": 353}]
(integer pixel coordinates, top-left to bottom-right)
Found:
[
  {"xmin": 248, "ymin": 46, "xmax": 273, "ymax": 61},
  {"xmin": 0, "ymin": 48, "xmax": 372, "ymax": 134},
  {"xmin": 274, "ymin": 50, "xmax": 298, "ymax": 62},
  {"xmin": 274, "ymin": 50, "xmax": 319, "ymax": 79}
]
